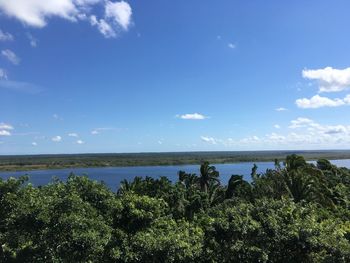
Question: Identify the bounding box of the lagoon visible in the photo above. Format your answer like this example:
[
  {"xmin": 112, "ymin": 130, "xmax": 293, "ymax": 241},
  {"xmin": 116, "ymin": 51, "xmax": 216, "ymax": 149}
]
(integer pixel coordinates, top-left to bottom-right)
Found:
[{"xmin": 1, "ymin": 159, "xmax": 350, "ymax": 189}]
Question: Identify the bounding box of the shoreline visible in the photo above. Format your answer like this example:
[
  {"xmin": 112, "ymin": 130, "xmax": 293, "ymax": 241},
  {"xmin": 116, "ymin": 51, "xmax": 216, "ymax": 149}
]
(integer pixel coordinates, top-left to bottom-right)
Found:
[{"xmin": 2, "ymin": 153, "xmax": 350, "ymax": 172}]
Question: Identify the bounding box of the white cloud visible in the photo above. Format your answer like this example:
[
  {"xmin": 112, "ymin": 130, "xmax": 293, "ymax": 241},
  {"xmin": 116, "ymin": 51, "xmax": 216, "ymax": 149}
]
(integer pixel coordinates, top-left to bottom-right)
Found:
[
  {"xmin": 0, "ymin": 0, "xmax": 78, "ymax": 27},
  {"xmin": 296, "ymin": 94, "xmax": 349, "ymax": 109},
  {"xmin": 177, "ymin": 113, "xmax": 208, "ymax": 120},
  {"xmin": 52, "ymin": 135, "xmax": 62, "ymax": 142},
  {"xmin": 105, "ymin": 1, "xmax": 132, "ymax": 30},
  {"xmin": 274, "ymin": 124, "xmax": 281, "ymax": 129},
  {"xmin": 0, "ymin": 130, "xmax": 11, "ymax": 136},
  {"xmin": 0, "ymin": 123, "xmax": 14, "ymax": 130},
  {"xmin": 0, "ymin": 123, "xmax": 12, "ymax": 136},
  {"xmin": 228, "ymin": 43, "xmax": 236, "ymax": 49},
  {"xmin": 198, "ymin": 118, "xmax": 350, "ymax": 149},
  {"xmin": 157, "ymin": 140, "xmax": 163, "ymax": 145},
  {"xmin": 0, "ymin": 0, "xmax": 132, "ymax": 38},
  {"xmin": 1, "ymin": 49, "xmax": 20, "ymax": 65},
  {"xmin": 0, "ymin": 68, "xmax": 8, "ymax": 80},
  {"xmin": 89, "ymin": 15, "xmax": 116, "ymax": 38},
  {"xmin": 275, "ymin": 107, "xmax": 287, "ymax": 111},
  {"xmin": 32, "ymin": 142, "xmax": 37, "ymax": 146},
  {"xmin": 200, "ymin": 136, "xmax": 218, "ymax": 145},
  {"xmin": 302, "ymin": 67, "xmax": 350, "ymax": 93},
  {"xmin": 91, "ymin": 130, "xmax": 99, "ymax": 135},
  {"xmin": 289, "ymin": 117, "xmax": 315, "ymax": 129},
  {"xmin": 0, "ymin": 29, "xmax": 13, "ymax": 41},
  {"xmin": 68, "ymin": 132, "xmax": 78, "ymax": 137},
  {"xmin": 76, "ymin": 139, "xmax": 84, "ymax": 144}
]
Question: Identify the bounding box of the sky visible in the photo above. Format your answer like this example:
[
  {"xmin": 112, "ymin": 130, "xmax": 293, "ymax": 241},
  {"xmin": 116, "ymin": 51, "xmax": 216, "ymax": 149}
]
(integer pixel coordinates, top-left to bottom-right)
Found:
[{"xmin": 1, "ymin": 0, "xmax": 350, "ymax": 154}]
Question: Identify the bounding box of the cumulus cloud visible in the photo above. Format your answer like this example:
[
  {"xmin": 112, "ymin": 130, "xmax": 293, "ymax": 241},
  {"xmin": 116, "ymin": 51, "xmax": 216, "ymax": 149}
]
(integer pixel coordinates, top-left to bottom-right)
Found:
[
  {"xmin": 52, "ymin": 135, "xmax": 62, "ymax": 142},
  {"xmin": 274, "ymin": 124, "xmax": 281, "ymax": 129},
  {"xmin": 275, "ymin": 107, "xmax": 287, "ymax": 111},
  {"xmin": 32, "ymin": 142, "xmax": 37, "ymax": 146},
  {"xmin": 177, "ymin": 113, "xmax": 208, "ymax": 120},
  {"xmin": 0, "ymin": 29, "xmax": 13, "ymax": 41},
  {"xmin": 0, "ymin": 0, "xmax": 132, "ymax": 38},
  {"xmin": 0, "ymin": 69, "xmax": 7, "ymax": 80},
  {"xmin": 68, "ymin": 132, "xmax": 78, "ymax": 137},
  {"xmin": 76, "ymin": 139, "xmax": 84, "ymax": 144},
  {"xmin": 302, "ymin": 67, "xmax": 350, "ymax": 93},
  {"xmin": 200, "ymin": 136, "xmax": 218, "ymax": 145},
  {"xmin": 0, "ymin": 122, "xmax": 13, "ymax": 136},
  {"xmin": 105, "ymin": 1, "xmax": 132, "ymax": 30},
  {"xmin": 296, "ymin": 94, "xmax": 349, "ymax": 109},
  {"xmin": 199, "ymin": 118, "xmax": 350, "ymax": 149},
  {"xmin": 1, "ymin": 49, "xmax": 20, "ymax": 65},
  {"xmin": 0, "ymin": 0, "xmax": 78, "ymax": 27}
]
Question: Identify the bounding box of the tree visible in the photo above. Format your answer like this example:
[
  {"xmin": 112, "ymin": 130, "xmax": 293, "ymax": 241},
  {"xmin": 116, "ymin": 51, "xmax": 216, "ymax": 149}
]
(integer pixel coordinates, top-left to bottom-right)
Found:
[{"xmin": 199, "ymin": 161, "xmax": 220, "ymax": 193}]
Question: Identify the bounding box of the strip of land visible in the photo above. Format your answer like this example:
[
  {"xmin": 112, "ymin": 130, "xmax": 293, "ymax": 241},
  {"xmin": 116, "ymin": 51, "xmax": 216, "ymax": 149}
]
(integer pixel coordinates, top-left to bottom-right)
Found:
[{"xmin": 1, "ymin": 150, "xmax": 350, "ymax": 172}]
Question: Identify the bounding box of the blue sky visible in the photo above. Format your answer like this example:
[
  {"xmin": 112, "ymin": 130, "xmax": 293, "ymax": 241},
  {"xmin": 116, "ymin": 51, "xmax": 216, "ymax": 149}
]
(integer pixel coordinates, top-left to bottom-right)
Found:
[{"xmin": 1, "ymin": 0, "xmax": 350, "ymax": 154}]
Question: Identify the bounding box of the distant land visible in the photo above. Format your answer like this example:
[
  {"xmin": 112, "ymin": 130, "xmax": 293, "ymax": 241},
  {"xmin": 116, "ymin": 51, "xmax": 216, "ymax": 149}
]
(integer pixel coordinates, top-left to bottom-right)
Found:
[{"xmin": 1, "ymin": 150, "xmax": 350, "ymax": 172}]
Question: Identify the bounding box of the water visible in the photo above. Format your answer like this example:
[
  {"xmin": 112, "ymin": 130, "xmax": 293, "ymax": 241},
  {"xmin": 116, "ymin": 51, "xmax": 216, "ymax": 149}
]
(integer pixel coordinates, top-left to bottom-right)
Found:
[{"xmin": 1, "ymin": 159, "xmax": 350, "ymax": 190}]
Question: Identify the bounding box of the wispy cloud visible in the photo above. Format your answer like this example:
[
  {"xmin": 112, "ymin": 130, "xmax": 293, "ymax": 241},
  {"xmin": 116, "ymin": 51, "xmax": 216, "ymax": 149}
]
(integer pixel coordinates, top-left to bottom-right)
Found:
[
  {"xmin": 228, "ymin": 43, "xmax": 236, "ymax": 49},
  {"xmin": 275, "ymin": 107, "xmax": 287, "ymax": 111},
  {"xmin": 176, "ymin": 113, "xmax": 209, "ymax": 120},
  {"xmin": 0, "ymin": 80, "xmax": 42, "ymax": 93},
  {"xmin": 53, "ymin": 114, "xmax": 63, "ymax": 120},
  {"xmin": 91, "ymin": 127, "xmax": 122, "ymax": 134},
  {"xmin": 0, "ymin": 69, "xmax": 7, "ymax": 80},
  {"xmin": 68, "ymin": 133, "xmax": 79, "ymax": 137},
  {"xmin": 1, "ymin": 49, "xmax": 20, "ymax": 65},
  {"xmin": 274, "ymin": 124, "xmax": 281, "ymax": 129},
  {"xmin": 32, "ymin": 142, "xmax": 37, "ymax": 146},
  {"xmin": 26, "ymin": 33, "xmax": 38, "ymax": 47},
  {"xmin": 0, "ymin": 29, "xmax": 13, "ymax": 41}
]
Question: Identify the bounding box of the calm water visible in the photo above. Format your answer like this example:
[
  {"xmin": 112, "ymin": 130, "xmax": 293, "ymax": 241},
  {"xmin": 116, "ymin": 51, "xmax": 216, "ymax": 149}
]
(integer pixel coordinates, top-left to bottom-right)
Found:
[{"xmin": 1, "ymin": 159, "xmax": 350, "ymax": 189}]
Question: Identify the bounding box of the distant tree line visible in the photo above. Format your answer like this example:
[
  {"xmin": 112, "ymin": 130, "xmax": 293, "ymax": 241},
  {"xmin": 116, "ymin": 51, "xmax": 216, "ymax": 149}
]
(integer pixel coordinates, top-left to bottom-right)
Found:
[{"xmin": 1, "ymin": 154, "xmax": 350, "ymax": 262}]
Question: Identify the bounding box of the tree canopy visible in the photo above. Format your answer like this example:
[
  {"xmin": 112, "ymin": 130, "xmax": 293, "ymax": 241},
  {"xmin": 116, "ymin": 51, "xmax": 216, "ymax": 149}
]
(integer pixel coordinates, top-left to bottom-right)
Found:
[{"xmin": 1, "ymin": 155, "xmax": 350, "ymax": 262}]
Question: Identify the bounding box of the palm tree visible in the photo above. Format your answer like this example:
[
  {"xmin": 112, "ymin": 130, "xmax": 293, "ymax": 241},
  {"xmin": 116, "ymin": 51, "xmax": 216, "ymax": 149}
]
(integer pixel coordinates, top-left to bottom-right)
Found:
[
  {"xmin": 199, "ymin": 161, "xmax": 220, "ymax": 193},
  {"xmin": 281, "ymin": 163, "xmax": 333, "ymax": 206},
  {"xmin": 225, "ymin": 174, "xmax": 250, "ymax": 199},
  {"xmin": 117, "ymin": 179, "xmax": 133, "ymax": 195},
  {"xmin": 285, "ymin": 154, "xmax": 307, "ymax": 171}
]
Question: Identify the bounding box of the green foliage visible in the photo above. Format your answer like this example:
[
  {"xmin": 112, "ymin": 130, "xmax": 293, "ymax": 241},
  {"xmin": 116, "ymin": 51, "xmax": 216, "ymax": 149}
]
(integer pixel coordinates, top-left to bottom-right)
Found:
[{"xmin": 1, "ymin": 155, "xmax": 350, "ymax": 262}]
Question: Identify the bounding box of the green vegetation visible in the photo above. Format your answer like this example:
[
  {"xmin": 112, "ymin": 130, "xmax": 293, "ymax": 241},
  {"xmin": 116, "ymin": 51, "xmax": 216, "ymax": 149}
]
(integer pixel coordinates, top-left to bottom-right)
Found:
[
  {"xmin": 1, "ymin": 154, "xmax": 350, "ymax": 262},
  {"xmin": 2, "ymin": 150, "xmax": 350, "ymax": 171}
]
